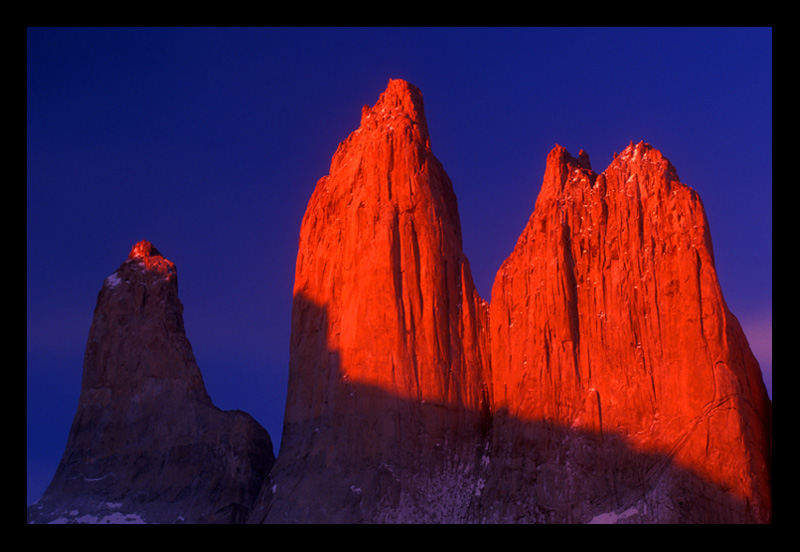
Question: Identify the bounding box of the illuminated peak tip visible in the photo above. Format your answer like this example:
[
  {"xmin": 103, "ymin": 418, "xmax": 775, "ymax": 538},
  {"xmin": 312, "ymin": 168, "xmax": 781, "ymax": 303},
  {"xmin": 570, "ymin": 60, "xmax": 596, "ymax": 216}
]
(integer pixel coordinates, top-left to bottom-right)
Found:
[
  {"xmin": 128, "ymin": 240, "xmax": 163, "ymax": 260},
  {"xmin": 384, "ymin": 78, "xmax": 423, "ymax": 100},
  {"xmin": 617, "ymin": 140, "xmax": 659, "ymax": 161},
  {"xmin": 124, "ymin": 240, "xmax": 176, "ymax": 279},
  {"xmin": 548, "ymin": 144, "xmax": 592, "ymax": 171},
  {"xmin": 357, "ymin": 79, "xmax": 430, "ymax": 146},
  {"xmin": 361, "ymin": 79, "xmax": 426, "ymax": 122}
]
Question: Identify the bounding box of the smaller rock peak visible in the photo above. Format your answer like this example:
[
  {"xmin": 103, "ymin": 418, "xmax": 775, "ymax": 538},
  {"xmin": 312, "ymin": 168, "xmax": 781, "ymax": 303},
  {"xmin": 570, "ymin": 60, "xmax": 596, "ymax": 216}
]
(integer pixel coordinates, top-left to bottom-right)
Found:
[
  {"xmin": 537, "ymin": 145, "xmax": 598, "ymax": 203},
  {"xmin": 123, "ymin": 240, "xmax": 176, "ymax": 280},
  {"xmin": 546, "ymin": 144, "xmax": 571, "ymax": 169},
  {"xmin": 547, "ymin": 144, "xmax": 592, "ymax": 171},
  {"xmin": 129, "ymin": 240, "xmax": 163, "ymax": 260},
  {"xmin": 577, "ymin": 149, "xmax": 592, "ymax": 170},
  {"xmin": 614, "ymin": 141, "xmax": 680, "ymax": 182},
  {"xmin": 617, "ymin": 141, "xmax": 660, "ymax": 163}
]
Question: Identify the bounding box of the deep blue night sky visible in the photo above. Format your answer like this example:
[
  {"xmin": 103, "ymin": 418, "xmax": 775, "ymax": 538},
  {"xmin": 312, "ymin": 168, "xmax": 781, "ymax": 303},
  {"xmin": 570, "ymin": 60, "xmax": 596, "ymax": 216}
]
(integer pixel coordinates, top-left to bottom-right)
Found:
[{"xmin": 27, "ymin": 27, "xmax": 771, "ymax": 505}]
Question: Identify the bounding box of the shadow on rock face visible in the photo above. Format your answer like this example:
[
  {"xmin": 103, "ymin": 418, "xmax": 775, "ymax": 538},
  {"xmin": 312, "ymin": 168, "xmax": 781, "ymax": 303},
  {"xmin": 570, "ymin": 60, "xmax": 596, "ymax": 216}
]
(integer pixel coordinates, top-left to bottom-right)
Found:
[{"xmin": 248, "ymin": 294, "xmax": 770, "ymax": 524}]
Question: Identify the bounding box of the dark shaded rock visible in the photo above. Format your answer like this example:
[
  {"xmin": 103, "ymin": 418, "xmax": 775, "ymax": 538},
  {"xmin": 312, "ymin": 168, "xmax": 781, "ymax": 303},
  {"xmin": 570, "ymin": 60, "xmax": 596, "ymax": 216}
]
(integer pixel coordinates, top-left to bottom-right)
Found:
[{"xmin": 28, "ymin": 241, "xmax": 275, "ymax": 524}]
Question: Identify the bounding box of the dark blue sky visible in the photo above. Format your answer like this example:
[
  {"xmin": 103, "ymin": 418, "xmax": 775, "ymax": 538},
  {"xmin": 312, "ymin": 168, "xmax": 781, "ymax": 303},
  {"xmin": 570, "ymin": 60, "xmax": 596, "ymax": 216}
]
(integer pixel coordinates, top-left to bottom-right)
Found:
[{"xmin": 27, "ymin": 27, "xmax": 772, "ymax": 505}]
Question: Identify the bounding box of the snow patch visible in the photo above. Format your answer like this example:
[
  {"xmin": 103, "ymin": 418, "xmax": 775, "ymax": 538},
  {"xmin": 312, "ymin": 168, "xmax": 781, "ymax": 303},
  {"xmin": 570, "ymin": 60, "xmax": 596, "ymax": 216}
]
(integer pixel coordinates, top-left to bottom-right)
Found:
[
  {"xmin": 587, "ymin": 506, "xmax": 639, "ymax": 524},
  {"xmin": 81, "ymin": 472, "xmax": 114, "ymax": 482},
  {"xmin": 48, "ymin": 510, "xmax": 146, "ymax": 524},
  {"xmin": 105, "ymin": 272, "xmax": 122, "ymax": 288}
]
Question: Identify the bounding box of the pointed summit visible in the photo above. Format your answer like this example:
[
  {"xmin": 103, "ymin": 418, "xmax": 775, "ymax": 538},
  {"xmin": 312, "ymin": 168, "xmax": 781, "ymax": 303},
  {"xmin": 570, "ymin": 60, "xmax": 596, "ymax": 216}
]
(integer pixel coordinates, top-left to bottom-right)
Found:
[
  {"xmin": 329, "ymin": 79, "xmax": 433, "ymax": 183},
  {"xmin": 357, "ymin": 79, "xmax": 429, "ymax": 144},
  {"xmin": 250, "ymin": 79, "xmax": 490, "ymax": 523},
  {"xmin": 611, "ymin": 140, "xmax": 680, "ymax": 182},
  {"xmin": 537, "ymin": 144, "xmax": 597, "ymax": 203},
  {"xmin": 128, "ymin": 239, "xmax": 161, "ymax": 259},
  {"xmin": 28, "ymin": 242, "xmax": 275, "ymax": 524}
]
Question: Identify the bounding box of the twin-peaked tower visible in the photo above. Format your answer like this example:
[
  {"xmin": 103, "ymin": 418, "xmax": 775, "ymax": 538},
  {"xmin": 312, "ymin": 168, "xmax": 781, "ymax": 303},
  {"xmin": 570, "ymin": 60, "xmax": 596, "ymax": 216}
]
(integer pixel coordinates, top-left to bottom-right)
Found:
[
  {"xmin": 484, "ymin": 143, "xmax": 771, "ymax": 523},
  {"xmin": 250, "ymin": 80, "xmax": 771, "ymax": 523}
]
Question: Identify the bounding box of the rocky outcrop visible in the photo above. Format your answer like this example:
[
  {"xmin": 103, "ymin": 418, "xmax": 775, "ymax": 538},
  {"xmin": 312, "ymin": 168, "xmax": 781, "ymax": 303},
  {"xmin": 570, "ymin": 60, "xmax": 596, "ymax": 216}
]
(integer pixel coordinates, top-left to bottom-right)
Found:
[
  {"xmin": 248, "ymin": 79, "xmax": 491, "ymax": 523},
  {"xmin": 27, "ymin": 241, "xmax": 275, "ymax": 524},
  {"xmin": 485, "ymin": 142, "xmax": 772, "ymax": 523},
  {"xmin": 250, "ymin": 80, "xmax": 771, "ymax": 523},
  {"xmin": 28, "ymin": 80, "xmax": 771, "ymax": 524}
]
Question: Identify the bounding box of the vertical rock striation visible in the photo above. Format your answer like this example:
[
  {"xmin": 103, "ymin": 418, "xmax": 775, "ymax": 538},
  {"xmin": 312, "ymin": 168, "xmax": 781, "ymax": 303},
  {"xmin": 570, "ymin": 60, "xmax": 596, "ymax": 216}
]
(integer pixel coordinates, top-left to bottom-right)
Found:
[
  {"xmin": 30, "ymin": 81, "xmax": 770, "ymax": 524},
  {"xmin": 28, "ymin": 241, "xmax": 275, "ymax": 524},
  {"xmin": 486, "ymin": 143, "xmax": 771, "ymax": 523},
  {"xmin": 251, "ymin": 80, "xmax": 771, "ymax": 524},
  {"xmin": 250, "ymin": 79, "xmax": 491, "ymax": 523}
]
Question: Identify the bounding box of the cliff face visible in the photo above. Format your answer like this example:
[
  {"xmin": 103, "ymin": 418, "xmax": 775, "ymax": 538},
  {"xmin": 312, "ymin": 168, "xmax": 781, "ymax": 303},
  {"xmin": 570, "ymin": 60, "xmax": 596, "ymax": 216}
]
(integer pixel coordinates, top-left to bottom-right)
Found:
[
  {"xmin": 250, "ymin": 80, "xmax": 770, "ymax": 523},
  {"xmin": 485, "ymin": 143, "xmax": 772, "ymax": 523},
  {"xmin": 30, "ymin": 80, "xmax": 771, "ymax": 524},
  {"xmin": 28, "ymin": 241, "xmax": 275, "ymax": 524},
  {"xmin": 249, "ymin": 79, "xmax": 492, "ymax": 523}
]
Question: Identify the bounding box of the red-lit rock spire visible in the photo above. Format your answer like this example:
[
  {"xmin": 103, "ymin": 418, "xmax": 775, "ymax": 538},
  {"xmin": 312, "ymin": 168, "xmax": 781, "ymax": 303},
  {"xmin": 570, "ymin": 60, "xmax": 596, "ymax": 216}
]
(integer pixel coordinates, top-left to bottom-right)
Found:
[
  {"xmin": 487, "ymin": 141, "xmax": 771, "ymax": 523},
  {"xmin": 250, "ymin": 79, "xmax": 491, "ymax": 523}
]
